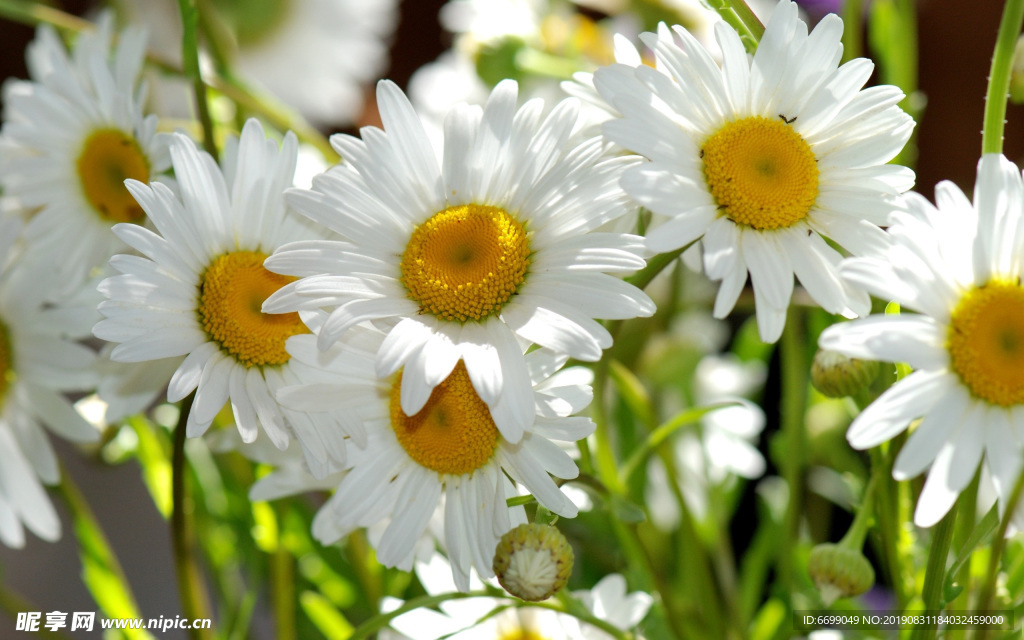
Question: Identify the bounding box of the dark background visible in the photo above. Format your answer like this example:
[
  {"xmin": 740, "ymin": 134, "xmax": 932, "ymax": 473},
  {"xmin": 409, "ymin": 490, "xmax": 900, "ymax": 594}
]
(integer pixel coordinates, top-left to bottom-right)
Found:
[{"xmin": 0, "ymin": 0, "xmax": 1022, "ymax": 637}]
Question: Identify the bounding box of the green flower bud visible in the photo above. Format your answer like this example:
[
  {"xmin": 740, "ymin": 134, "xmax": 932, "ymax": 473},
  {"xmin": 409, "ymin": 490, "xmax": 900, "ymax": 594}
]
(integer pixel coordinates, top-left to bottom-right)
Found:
[
  {"xmin": 808, "ymin": 543, "xmax": 875, "ymax": 606},
  {"xmin": 493, "ymin": 523, "xmax": 574, "ymax": 602},
  {"xmin": 811, "ymin": 349, "xmax": 880, "ymax": 398},
  {"xmin": 1011, "ymin": 35, "xmax": 1024, "ymax": 104}
]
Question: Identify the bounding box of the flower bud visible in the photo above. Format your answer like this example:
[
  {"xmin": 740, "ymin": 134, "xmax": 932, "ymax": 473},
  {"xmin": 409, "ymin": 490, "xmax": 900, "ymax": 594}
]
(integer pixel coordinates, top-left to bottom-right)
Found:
[
  {"xmin": 808, "ymin": 543, "xmax": 875, "ymax": 606},
  {"xmin": 1011, "ymin": 35, "xmax": 1024, "ymax": 104},
  {"xmin": 493, "ymin": 523, "xmax": 574, "ymax": 602},
  {"xmin": 811, "ymin": 349, "xmax": 880, "ymax": 398}
]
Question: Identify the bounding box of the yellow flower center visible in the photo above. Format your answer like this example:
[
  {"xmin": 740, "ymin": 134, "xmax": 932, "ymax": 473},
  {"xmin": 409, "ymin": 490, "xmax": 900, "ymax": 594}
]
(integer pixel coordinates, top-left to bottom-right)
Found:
[
  {"xmin": 389, "ymin": 362, "xmax": 500, "ymax": 475},
  {"xmin": 76, "ymin": 128, "xmax": 150, "ymax": 224},
  {"xmin": 499, "ymin": 631, "xmax": 546, "ymax": 640},
  {"xmin": 0, "ymin": 322, "xmax": 13, "ymax": 408},
  {"xmin": 400, "ymin": 204, "xmax": 530, "ymax": 323},
  {"xmin": 701, "ymin": 115, "xmax": 819, "ymax": 230},
  {"xmin": 947, "ymin": 280, "xmax": 1024, "ymax": 407},
  {"xmin": 197, "ymin": 251, "xmax": 309, "ymax": 368}
]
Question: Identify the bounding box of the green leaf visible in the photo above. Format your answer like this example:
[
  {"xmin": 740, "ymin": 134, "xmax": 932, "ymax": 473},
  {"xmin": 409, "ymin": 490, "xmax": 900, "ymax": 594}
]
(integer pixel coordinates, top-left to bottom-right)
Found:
[
  {"xmin": 57, "ymin": 472, "xmax": 153, "ymax": 640},
  {"xmin": 749, "ymin": 598, "xmax": 786, "ymax": 640},
  {"xmin": 620, "ymin": 401, "xmax": 741, "ymax": 483},
  {"xmin": 128, "ymin": 417, "xmax": 173, "ymax": 518},
  {"xmin": 299, "ymin": 591, "xmax": 353, "ymax": 640},
  {"xmin": 943, "ymin": 504, "xmax": 1000, "ymax": 604}
]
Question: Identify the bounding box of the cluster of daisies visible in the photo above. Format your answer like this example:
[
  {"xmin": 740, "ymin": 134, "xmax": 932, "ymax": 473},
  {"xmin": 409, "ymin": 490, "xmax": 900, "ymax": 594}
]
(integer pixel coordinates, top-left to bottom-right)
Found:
[{"xmin": 3, "ymin": 0, "xmax": 1024, "ymax": 633}]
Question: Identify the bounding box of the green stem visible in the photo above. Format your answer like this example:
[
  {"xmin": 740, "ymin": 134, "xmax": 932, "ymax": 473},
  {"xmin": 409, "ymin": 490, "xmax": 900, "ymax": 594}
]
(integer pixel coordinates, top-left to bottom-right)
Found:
[
  {"xmin": 624, "ymin": 245, "xmax": 691, "ymax": 292},
  {"xmin": 0, "ymin": 586, "xmax": 74, "ymax": 639},
  {"xmin": 171, "ymin": 393, "xmax": 214, "ymax": 640},
  {"xmin": 619, "ymin": 401, "xmax": 740, "ymax": 484},
  {"xmin": 177, "ymin": 0, "xmax": 218, "ymax": 159},
  {"xmin": 212, "ymin": 75, "xmax": 339, "ymax": 162},
  {"xmin": 346, "ymin": 530, "xmax": 383, "ymax": 610},
  {"xmin": 841, "ymin": 0, "xmax": 864, "ymax": 63},
  {"xmin": 528, "ymin": 599, "xmax": 633, "ymax": 640},
  {"xmin": 0, "ymin": 0, "xmax": 94, "ymax": 33},
  {"xmin": 591, "ymin": 357, "xmax": 626, "ymax": 496},
  {"xmin": 348, "ymin": 590, "xmax": 492, "ymax": 640},
  {"xmin": 868, "ymin": 444, "xmax": 910, "ymax": 606},
  {"xmin": 910, "ymin": 501, "xmax": 958, "ymax": 640},
  {"xmin": 272, "ymin": 505, "xmax": 296, "ymax": 640},
  {"xmin": 777, "ymin": 309, "xmax": 808, "ymax": 594},
  {"xmin": 973, "ymin": 469, "xmax": 1024, "ymax": 640},
  {"xmin": 949, "ymin": 471, "xmax": 981, "ymax": 640},
  {"xmin": 839, "ymin": 466, "xmax": 880, "ymax": 551},
  {"xmin": 655, "ymin": 447, "xmax": 727, "ymax": 640},
  {"xmin": 704, "ymin": 0, "xmax": 765, "ymax": 51},
  {"xmin": 982, "ymin": 0, "xmax": 1024, "ymax": 154}
]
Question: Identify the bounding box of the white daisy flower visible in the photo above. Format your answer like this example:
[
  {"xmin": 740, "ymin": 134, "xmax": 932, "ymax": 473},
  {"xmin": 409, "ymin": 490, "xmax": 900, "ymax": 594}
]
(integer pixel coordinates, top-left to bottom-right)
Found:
[
  {"xmin": 820, "ymin": 153, "xmax": 1024, "ymax": 527},
  {"xmin": 276, "ymin": 325, "xmax": 595, "ymax": 591},
  {"xmin": 265, "ymin": 79, "xmax": 654, "ymax": 443},
  {"xmin": 381, "ymin": 553, "xmax": 651, "ymax": 640},
  {"xmin": 0, "ymin": 217, "xmax": 99, "ymax": 548},
  {"xmin": 93, "ymin": 119, "xmax": 346, "ymax": 467},
  {"xmin": 567, "ymin": 573, "xmax": 654, "ymax": 640},
  {"xmin": 594, "ymin": 0, "xmax": 915, "ymax": 342},
  {"xmin": 0, "ymin": 14, "xmax": 170, "ymax": 292}
]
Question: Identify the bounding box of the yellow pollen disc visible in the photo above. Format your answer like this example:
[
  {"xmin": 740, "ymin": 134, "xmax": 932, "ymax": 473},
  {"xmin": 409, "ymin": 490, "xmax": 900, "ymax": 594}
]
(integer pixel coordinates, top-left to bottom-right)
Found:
[
  {"xmin": 0, "ymin": 322, "xmax": 13, "ymax": 408},
  {"xmin": 701, "ymin": 115, "xmax": 819, "ymax": 230},
  {"xmin": 77, "ymin": 128, "xmax": 150, "ymax": 224},
  {"xmin": 948, "ymin": 280, "xmax": 1024, "ymax": 407},
  {"xmin": 197, "ymin": 251, "xmax": 309, "ymax": 368},
  {"xmin": 389, "ymin": 362, "xmax": 500, "ymax": 475},
  {"xmin": 400, "ymin": 204, "xmax": 530, "ymax": 322},
  {"xmin": 499, "ymin": 631, "xmax": 546, "ymax": 640}
]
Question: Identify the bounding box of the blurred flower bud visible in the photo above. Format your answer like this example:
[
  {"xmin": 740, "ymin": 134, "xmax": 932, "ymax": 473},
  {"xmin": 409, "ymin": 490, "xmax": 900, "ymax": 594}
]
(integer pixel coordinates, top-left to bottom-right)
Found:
[
  {"xmin": 493, "ymin": 523, "xmax": 574, "ymax": 601},
  {"xmin": 811, "ymin": 349, "xmax": 880, "ymax": 398},
  {"xmin": 1011, "ymin": 35, "xmax": 1024, "ymax": 104},
  {"xmin": 808, "ymin": 543, "xmax": 875, "ymax": 606}
]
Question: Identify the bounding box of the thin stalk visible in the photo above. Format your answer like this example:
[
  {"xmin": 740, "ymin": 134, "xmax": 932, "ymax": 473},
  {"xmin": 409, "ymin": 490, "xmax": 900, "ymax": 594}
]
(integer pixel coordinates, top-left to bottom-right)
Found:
[
  {"xmin": 777, "ymin": 309, "xmax": 808, "ymax": 594},
  {"xmin": 982, "ymin": 0, "xmax": 1024, "ymax": 155},
  {"xmin": 868, "ymin": 445, "xmax": 910, "ymax": 606},
  {"xmin": 589, "ymin": 356, "xmax": 626, "ymax": 495},
  {"xmin": 211, "ymin": 70, "xmax": 339, "ymax": 163},
  {"xmin": 0, "ymin": 586, "xmax": 74, "ymax": 639},
  {"xmin": 973, "ymin": 470, "xmax": 1024, "ymax": 640},
  {"xmin": 348, "ymin": 590, "xmax": 492, "ymax": 640},
  {"xmin": 0, "ymin": 0, "xmax": 94, "ymax": 33},
  {"xmin": 839, "ymin": 466, "xmax": 880, "ymax": 551},
  {"xmin": 177, "ymin": 0, "xmax": 218, "ymax": 159},
  {"xmin": 704, "ymin": 0, "xmax": 765, "ymax": 51},
  {"xmin": 346, "ymin": 530, "xmax": 383, "ymax": 610},
  {"xmin": 171, "ymin": 393, "xmax": 214, "ymax": 640},
  {"xmin": 655, "ymin": 447, "xmax": 730, "ymax": 639},
  {"xmin": 909, "ymin": 502, "xmax": 958, "ymax": 640},
  {"xmin": 624, "ymin": 245, "xmax": 690, "ymax": 292},
  {"xmin": 841, "ymin": 0, "xmax": 864, "ymax": 63},
  {"xmin": 272, "ymin": 505, "xmax": 296, "ymax": 640},
  {"xmin": 949, "ymin": 471, "xmax": 981, "ymax": 640},
  {"xmin": 528, "ymin": 599, "xmax": 633, "ymax": 640}
]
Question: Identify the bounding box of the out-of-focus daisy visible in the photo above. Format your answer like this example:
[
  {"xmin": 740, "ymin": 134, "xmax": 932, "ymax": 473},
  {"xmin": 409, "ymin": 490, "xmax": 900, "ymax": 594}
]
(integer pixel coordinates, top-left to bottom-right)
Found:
[
  {"xmin": 380, "ymin": 553, "xmax": 651, "ymax": 640},
  {"xmin": 276, "ymin": 325, "xmax": 594, "ymax": 590},
  {"xmin": 0, "ymin": 14, "xmax": 169, "ymax": 292},
  {"xmin": 0, "ymin": 217, "xmax": 99, "ymax": 547},
  {"xmin": 594, "ymin": 0, "xmax": 914, "ymax": 342},
  {"xmin": 265, "ymin": 79, "xmax": 653, "ymax": 443},
  {"xmin": 93, "ymin": 119, "xmax": 345, "ymax": 467},
  {"xmin": 119, "ymin": 0, "xmax": 397, "ymax": 127},
  {"xmin": 820, "ymin": 154, "xmax": 1024, "ymax": 527},
  {"xmin": 646, "ymin": 352, "xmax": 767, "ymax": 528},
  {"xmin": 206, "ymin": 426, "xmax": 345, "ymax": 500}
]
